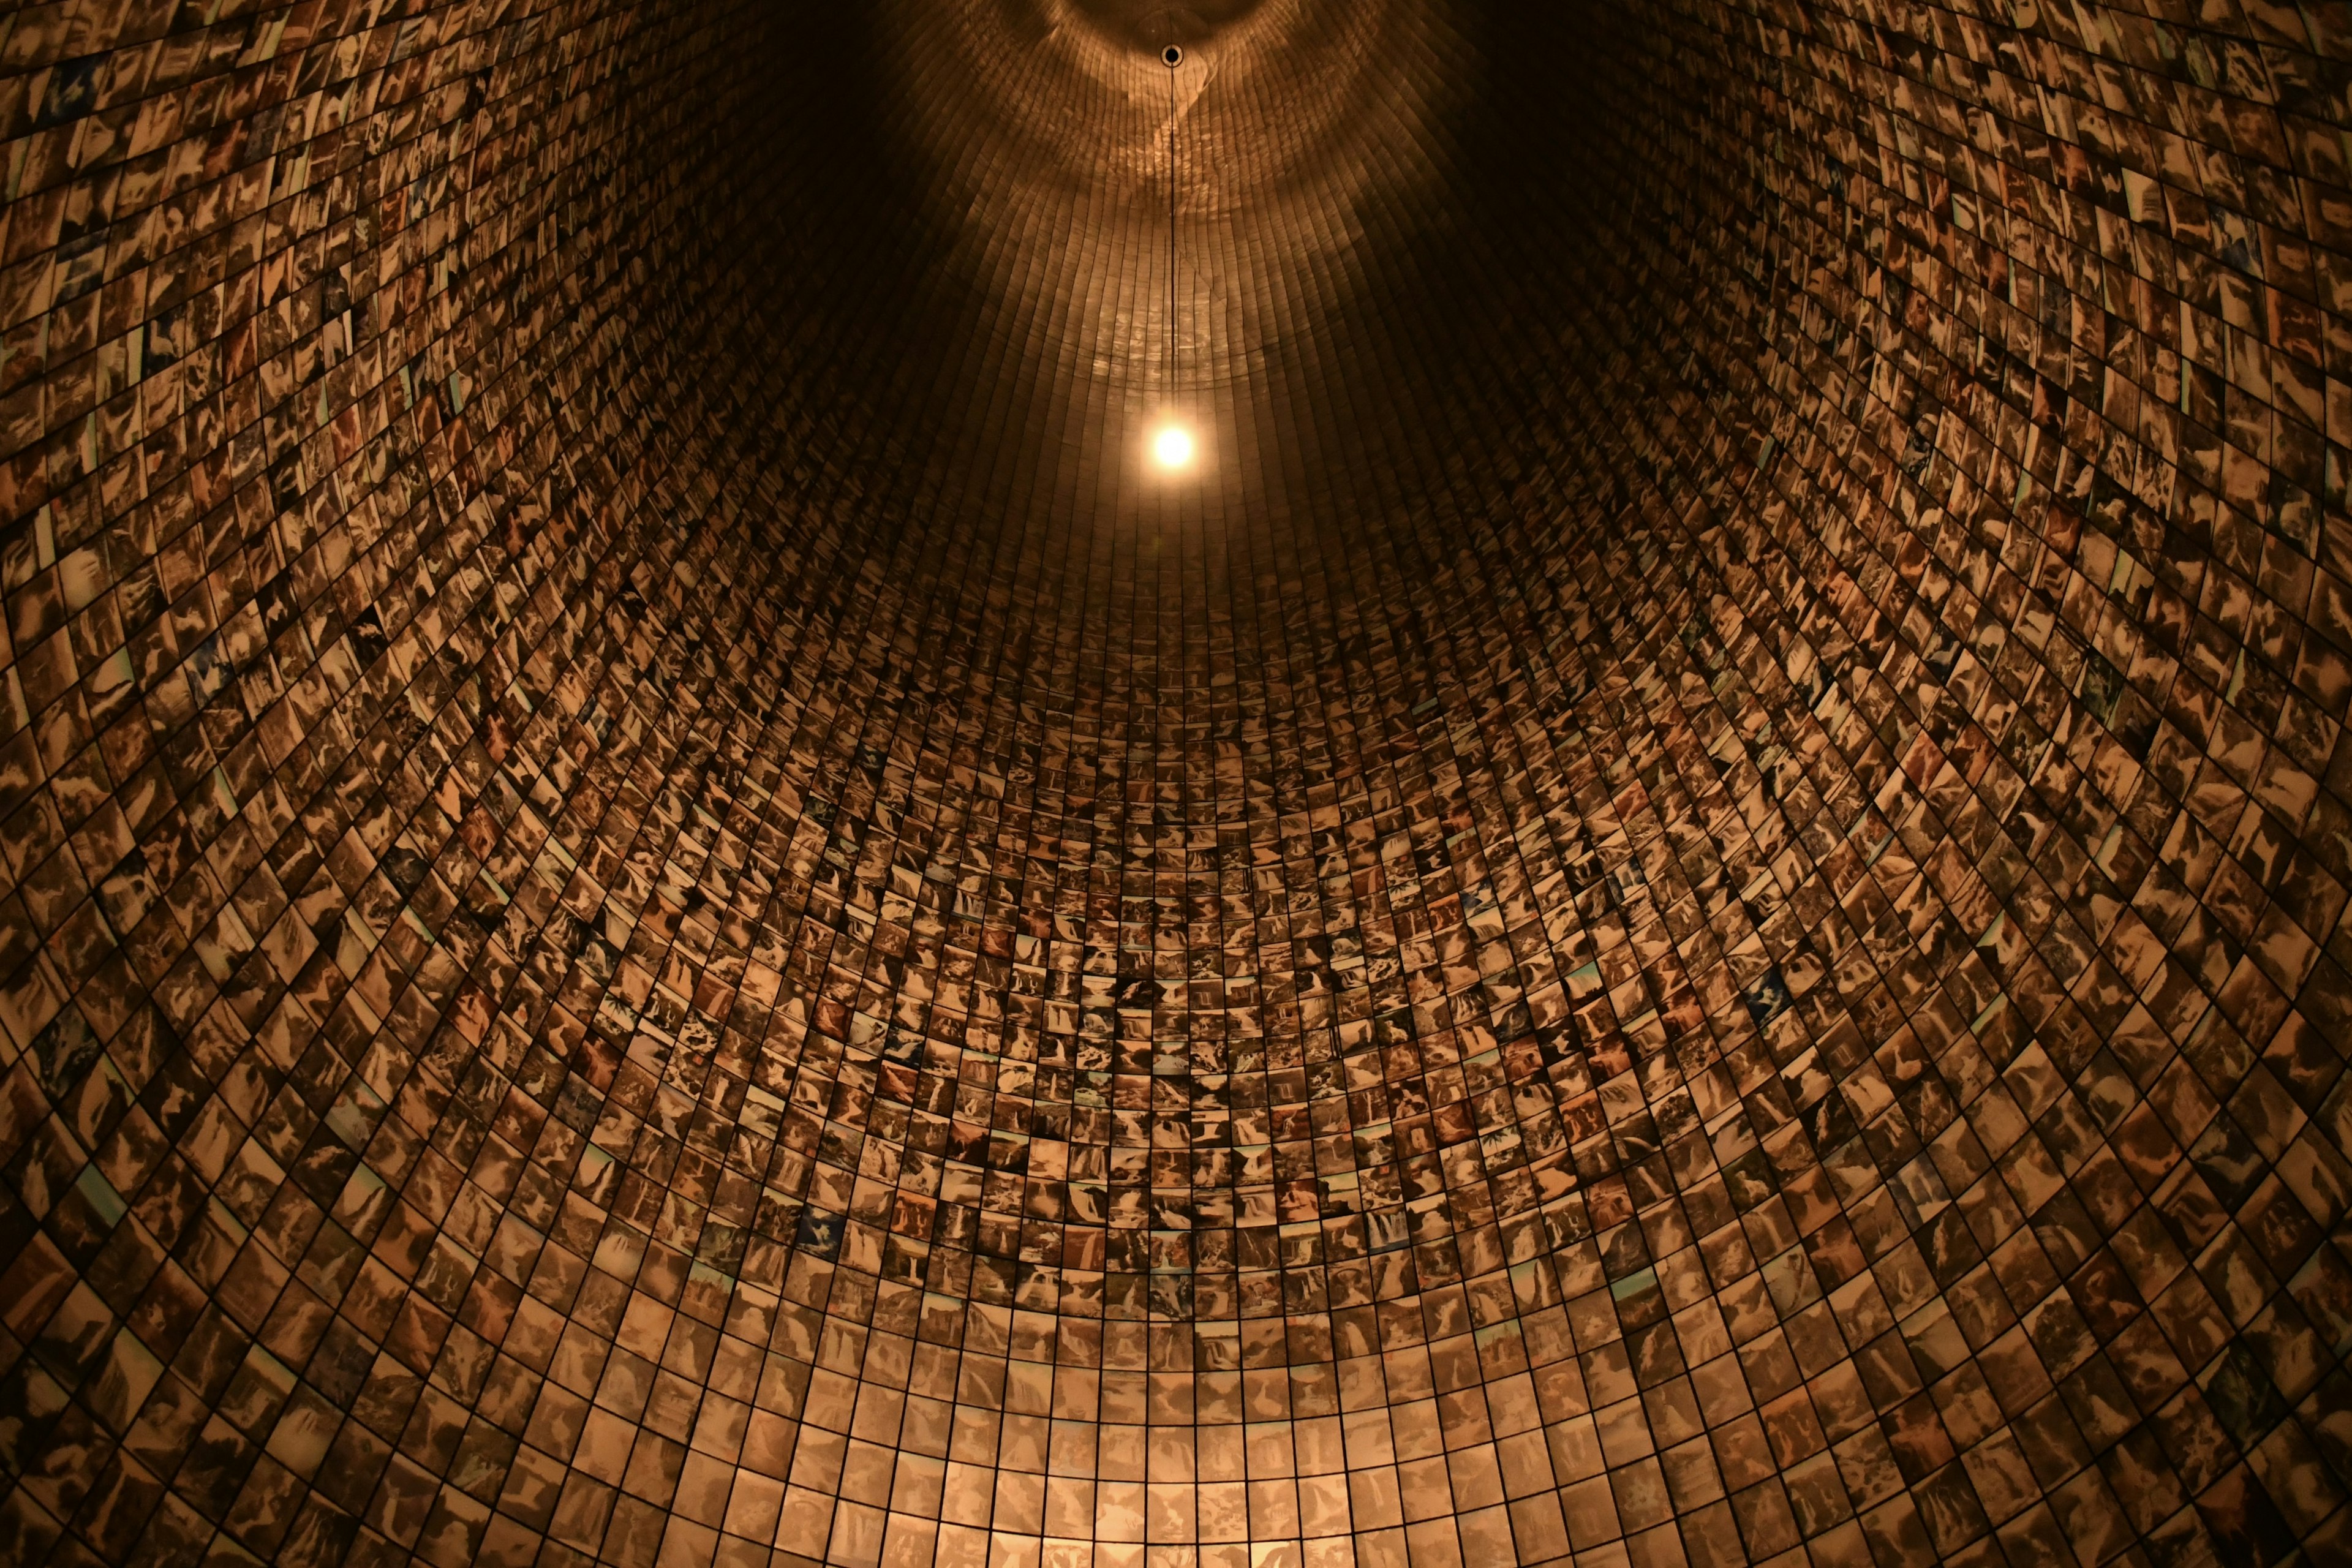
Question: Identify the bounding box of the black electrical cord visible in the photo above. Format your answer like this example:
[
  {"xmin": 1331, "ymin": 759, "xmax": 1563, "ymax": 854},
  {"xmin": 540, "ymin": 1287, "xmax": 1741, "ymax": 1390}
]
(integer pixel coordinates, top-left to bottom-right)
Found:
[{"xmin": 1164, "ymin": 42, "xmax": 1181, "ymax": 410}]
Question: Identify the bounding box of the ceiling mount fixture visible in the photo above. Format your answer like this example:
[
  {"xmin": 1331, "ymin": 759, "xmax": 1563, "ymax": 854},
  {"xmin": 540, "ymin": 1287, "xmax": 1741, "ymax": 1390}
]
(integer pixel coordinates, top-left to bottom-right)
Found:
[{"xmin": 1149, "ymin": 37, "xmax": 1196, "ymax": 472}]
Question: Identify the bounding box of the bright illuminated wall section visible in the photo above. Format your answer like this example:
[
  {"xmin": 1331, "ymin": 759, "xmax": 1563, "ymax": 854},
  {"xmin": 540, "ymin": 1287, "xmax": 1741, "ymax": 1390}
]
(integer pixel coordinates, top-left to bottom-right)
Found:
[{"xmin": 4, "ymin": 2, "xmax": 2352, "ymax": 1568}]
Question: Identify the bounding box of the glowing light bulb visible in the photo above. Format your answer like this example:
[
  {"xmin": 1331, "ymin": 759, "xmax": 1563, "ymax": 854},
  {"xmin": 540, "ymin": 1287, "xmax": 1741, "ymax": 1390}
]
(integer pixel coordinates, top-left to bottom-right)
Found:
[{"xmin": 1152, "ymin": 424, "xmax": 1196, "ymax": 469}]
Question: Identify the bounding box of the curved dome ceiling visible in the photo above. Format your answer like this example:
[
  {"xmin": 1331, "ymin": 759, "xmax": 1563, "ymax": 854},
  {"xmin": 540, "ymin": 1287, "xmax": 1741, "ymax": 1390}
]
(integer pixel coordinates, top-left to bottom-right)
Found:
[{"xmin": 2, "ymin": 2, "xmax": 2352, "ymax": 1567}]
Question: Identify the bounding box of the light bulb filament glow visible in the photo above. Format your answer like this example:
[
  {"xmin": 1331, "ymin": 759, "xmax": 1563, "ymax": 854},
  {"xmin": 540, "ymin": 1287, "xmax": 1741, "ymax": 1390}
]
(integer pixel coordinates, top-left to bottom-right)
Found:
[{"xmin": 1152, "ymin": 424, "xmax": 1196, "ymax": 469}]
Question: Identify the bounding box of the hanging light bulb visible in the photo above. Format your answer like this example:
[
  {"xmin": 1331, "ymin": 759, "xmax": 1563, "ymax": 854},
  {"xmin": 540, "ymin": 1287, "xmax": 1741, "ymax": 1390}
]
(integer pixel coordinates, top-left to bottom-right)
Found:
[
  {"xmin": 1148, "ymin": 40, "xmax": 1197, "ymax": 477},
  {"xmin": 1152, "ymin": 422, "xmax": 1196, "ymax": 469}
]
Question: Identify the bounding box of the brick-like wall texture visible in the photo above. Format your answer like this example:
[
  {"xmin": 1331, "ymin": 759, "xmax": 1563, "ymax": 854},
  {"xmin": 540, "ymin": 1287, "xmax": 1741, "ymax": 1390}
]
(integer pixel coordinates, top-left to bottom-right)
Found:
[{"xmin": 5, "ymin": 2, "xmax": 2352, "ymax": 1566}]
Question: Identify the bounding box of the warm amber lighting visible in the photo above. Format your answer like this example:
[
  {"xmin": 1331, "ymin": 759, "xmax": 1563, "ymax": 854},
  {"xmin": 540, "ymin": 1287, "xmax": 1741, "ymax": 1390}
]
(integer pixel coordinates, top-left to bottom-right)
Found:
[{"xmin": 1152, "ymin": 423, "xmax": 1196, "ymax": 469}]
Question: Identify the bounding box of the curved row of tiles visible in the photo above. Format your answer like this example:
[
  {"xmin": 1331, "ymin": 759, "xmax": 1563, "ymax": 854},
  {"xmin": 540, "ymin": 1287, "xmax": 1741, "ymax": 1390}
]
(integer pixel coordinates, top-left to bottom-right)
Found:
[{"xmin": 2, "ymin": 2, "xmax": 2351, "ymax": 1567}]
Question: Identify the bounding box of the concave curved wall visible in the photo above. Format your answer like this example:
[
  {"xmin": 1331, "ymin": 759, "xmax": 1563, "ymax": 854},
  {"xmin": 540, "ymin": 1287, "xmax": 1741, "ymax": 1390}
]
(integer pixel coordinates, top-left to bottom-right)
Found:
[{"xmin": 4, "ymin": 3, "xmax": 2352, "ymax": 1567}]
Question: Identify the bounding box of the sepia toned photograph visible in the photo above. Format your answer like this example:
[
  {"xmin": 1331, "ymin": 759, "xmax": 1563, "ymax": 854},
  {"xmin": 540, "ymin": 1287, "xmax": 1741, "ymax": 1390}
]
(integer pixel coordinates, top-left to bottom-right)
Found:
[{"xmin": 1, "ymin": 1, "xmax": 2351, "ymax": 1565}]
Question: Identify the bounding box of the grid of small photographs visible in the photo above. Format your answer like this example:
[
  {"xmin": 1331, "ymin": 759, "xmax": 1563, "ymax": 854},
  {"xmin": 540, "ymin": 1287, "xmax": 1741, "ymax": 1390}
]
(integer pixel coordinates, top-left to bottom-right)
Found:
[{"xmin": 4, "ymin": 1, "xmax": 2352, "ymax": 1568}]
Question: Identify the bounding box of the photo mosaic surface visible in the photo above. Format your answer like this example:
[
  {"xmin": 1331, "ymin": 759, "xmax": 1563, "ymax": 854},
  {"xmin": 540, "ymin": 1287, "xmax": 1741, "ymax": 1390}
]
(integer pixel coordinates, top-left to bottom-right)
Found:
[{"xmin": 4, "ymin": 1, "xmax": 2352, "ymax": 1566}]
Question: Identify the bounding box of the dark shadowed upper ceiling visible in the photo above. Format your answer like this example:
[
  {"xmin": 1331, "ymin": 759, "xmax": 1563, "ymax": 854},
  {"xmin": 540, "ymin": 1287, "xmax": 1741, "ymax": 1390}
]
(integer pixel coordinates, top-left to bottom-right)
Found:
[{"xmin": 684, "ymin": 0, "xmax": 1513, "ymax": 540}]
